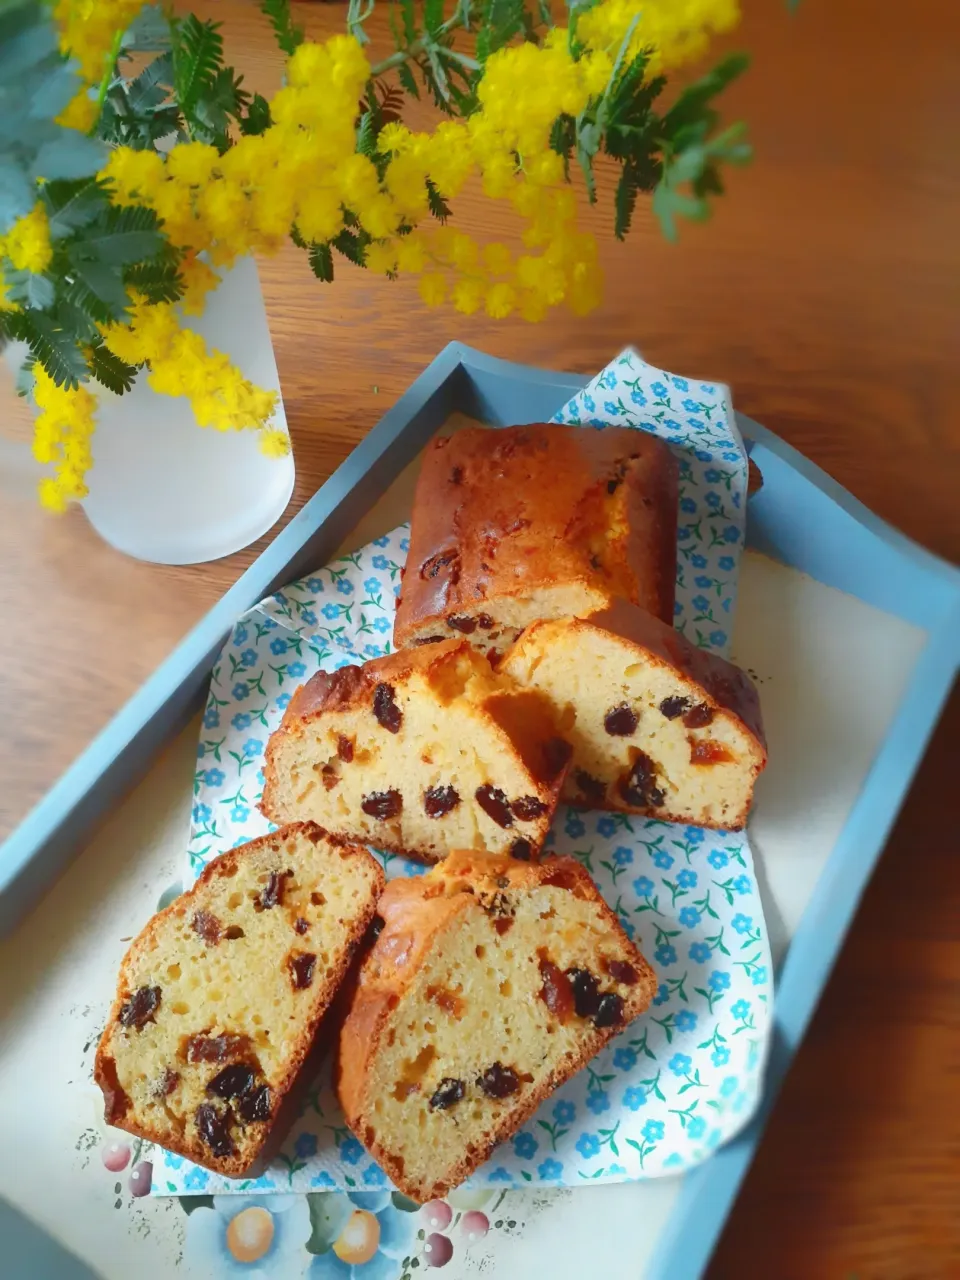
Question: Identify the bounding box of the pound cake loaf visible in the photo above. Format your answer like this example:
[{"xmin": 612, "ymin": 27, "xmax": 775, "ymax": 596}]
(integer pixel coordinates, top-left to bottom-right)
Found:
[
  {"xmin": 261, "ymin": 639, "xmax": 571, "ymax": 863},
  {"xmin": 501, "ymin": 598, "xmax": 767, "ymax": 830},
  {"xmin": 94, "ymin": 823, "xmax": 384, "ymax": 1176},
  {"xmin": 393, "ymin": 424, "xmax": 678, "ymax": 655},
  {"xmin": 337, "ymin": 850, "xmax": 656, "ymax": 1202}
]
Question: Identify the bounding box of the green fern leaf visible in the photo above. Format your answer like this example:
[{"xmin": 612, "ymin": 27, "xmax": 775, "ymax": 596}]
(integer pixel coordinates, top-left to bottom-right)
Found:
[
  {"xmin": 308, "ymin": 243, "xmax": 334, "ymax": 282},
  {"xmin": 127, "ymin": 51, "xmax": 175, "ymax": 113},
  {"xmin": 613, "ymin": 165, "xmax": 639, "ymax": 241},
  {"xmin": 66, "ymin": 259, "xmax": 130, "ymax": 318},
  {"xmin": 4, "ymin": 267, "xmax": 54, "ymax": 310},
  {"xmin": 4, "ymin": 309, "xmax": 89, "ymax": 389},
  {"xmin": 424, "ymin": 0, "xmax": 445, "ymax": 38},
  {"xmin": 397, "ymin": 62, "xmax": 420, "ymax": 99},
  {"xmin": 258, "ymin": 0, "xmax": 304, "ymax": 58},
  {"xmin": 241, "ymin": 92, "xmax": 271, "ymax": 136},
  {"xmin": 124, "ymin": 254, "xmax": 183, "ymax": 303},
  {"xmin": 61, "ymin": 277, "xmax": 123, "ymax": 327},
  {"xmin": 356, "ymin": 111, "xmax": 377, "ymax": 158},
  {"xmin": 71, "ymin": 204, "xmax": 163, "ymax": 267},
  {"xmin": 42, "ymin": 179, "xmax": 109, "ymax": 240},
  {"xmin": 86, "ymin": 339, "xmax": 140, "ymax": 394},
  {"xmin": 172, "ymin": 16, "xmax": 224, "ymax": 117},
  {"xmin": 425, "ymin": 178, "xmax": 452, "ymax": 223},
  {"xmin": 331, "ymin": 228, "xmax": 369, "ymax": 268},
  {"xmin": 55, "ymin": 297, "xmax": 101, "ymax": 344},
  {"xmin": 399, "ymin": 0, "xmax": 417, "ymax": 45}
]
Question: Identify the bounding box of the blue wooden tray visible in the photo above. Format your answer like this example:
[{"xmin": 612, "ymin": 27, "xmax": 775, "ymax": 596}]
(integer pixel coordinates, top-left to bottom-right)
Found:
[{"xmin": 2, "ymin": 343, "xmax": 958, "ymax": 1278}]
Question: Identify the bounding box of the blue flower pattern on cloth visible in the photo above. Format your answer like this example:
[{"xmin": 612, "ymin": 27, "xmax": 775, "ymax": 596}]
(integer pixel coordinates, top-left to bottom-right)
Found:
[{"xmin": 162, "ymin": 349, "xmax": 771, "ymax": 1198}]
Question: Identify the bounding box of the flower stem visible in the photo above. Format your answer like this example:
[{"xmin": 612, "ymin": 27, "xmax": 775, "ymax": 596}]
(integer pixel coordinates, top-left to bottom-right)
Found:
[
  {"xmin": 369, "ymin": 10, "xmax": 470, "ymax": 77},
  {"xmin": 89, "ymin": 28, "xmax": 125, "ymax": 133}
]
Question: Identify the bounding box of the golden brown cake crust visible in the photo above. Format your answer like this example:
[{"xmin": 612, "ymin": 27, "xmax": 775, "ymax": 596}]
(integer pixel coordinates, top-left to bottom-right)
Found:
[
  {"xmin": 336, "ymin": 852, "xmax": 657, "ymax": 1202},
  {"xmin": 94, "ymin": 823, "xmax": 384, "ymax": 1177},
  {"xmin": 393, "ymin": 424, "xmax": 678, "ymax": 647}
]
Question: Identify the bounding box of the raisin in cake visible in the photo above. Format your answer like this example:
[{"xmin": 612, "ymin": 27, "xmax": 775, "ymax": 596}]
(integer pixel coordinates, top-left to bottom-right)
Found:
[
  {"xmin": 393, "ymin": 424, "xmax": 678, "ymax": 656},
  {"xmin": 94, "ymin": 823, "xmax": 384, "ymax": 1175},
  {"xmin": 261, "ymin": 639, "xmax": 571, "ymax": 863},
  {"xmin": 500, "ymin": 598, "xmax": 767, "ymax": 830},
  {"xmin": 336, "ymin": 851, "xmax": 656, "ymax": 1202}
]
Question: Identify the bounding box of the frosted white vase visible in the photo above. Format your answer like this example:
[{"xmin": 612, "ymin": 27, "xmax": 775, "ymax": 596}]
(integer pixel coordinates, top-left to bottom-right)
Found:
[{"xmin": 80, "ymin": 255, "xmax": 294, "ymax": 564}]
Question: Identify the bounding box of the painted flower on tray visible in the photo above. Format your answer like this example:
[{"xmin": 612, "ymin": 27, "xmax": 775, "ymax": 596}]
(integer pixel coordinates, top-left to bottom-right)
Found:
[
  {"xmin": 183, "ymin": 1194, "xmax": 310, "ymax": 1277},
  {"xmin": 305, "ymin": 1190, "xmax": 419, "ymax": 1280}
]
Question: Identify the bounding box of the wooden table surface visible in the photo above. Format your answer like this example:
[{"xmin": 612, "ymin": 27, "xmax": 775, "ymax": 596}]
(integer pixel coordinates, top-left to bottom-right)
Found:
[{"xmin": 2, "ymin": 0, "xmax": 958, "ymax": 1274}]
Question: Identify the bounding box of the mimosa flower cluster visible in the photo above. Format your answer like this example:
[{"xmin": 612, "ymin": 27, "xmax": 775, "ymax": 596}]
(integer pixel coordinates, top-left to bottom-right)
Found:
[{"xmin": 0, "ymin": 0, "xmax": 746, "ymax": 511}]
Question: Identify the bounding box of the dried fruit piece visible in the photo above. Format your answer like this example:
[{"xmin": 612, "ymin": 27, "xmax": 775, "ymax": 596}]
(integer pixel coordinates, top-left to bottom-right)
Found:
[
  {"xmin": 566, "ymin": 967, "xmax": 601, "ymax": 1019},
  {"xmin": 373, "ymin": 683, "xmax": 402, "ymax": 734},
  {"xmin": 293, "ymin": 917, "xmax": 310, "ymax": 935},
  {"xmin": 118, "ymin": 986, "xmax": 161, "ymax": 1030},
  {"xmin": 237, "ymin": 1084, "xmax": 272, "ymax": 1124},
  {"xmin": 683, "ymin": 703, "xmax": 715, "ymax": 729},
  {"xmin": 573, "ymin": 770, "xmax": 606, "ymax": 805},
  {"xmin": 337, "ymin": 735, "xmax": 355, "ymax": 762},
  {"xmin": 154, "ymin": 1068, "xmax": 180, "ymax": 1098},
  {"xmin": 538, "ymin": 957, "xmax": 574, "ymax": 1023},
  {"xmin": 475, "ymin": 784, "xmax": 513, "ymax": 828},
  {"xmin": 423, "ymin": 785, "xmax": 460, "ymax": 818},
  {"xmin": 321, "ymin": 764, "xmax": 340, "ymax": 791},
  {"xmin": 184, "ymin": 1033, "xmax": 251, "ymax": 1064},
  {"xmin": 690, "ymin": 739, "xmax": 733, "ymax": 765},
  {"xmin": 256, "ymin": 871, "xmax": 286, "ymax": 912},
  {"xmin": 422, "ymin": 550, "xmax": 460, "ymax": 582},
  {"xmin": 511, "ymin": 795, "xmax": 547, "ymax": 821},
  {"xmin": 207, "ymin": 1063, "xmax": 257, "ymax": 1101},
  {"xmin": 659, "ymin": 696, "xmax": 691, "ymax": 720},
  {"xmin": 604, "ymin": 703, "xmax": 638, "ymax": 736},
  {"xmin": 618, "ymin": 752, "xmax": 665, "ymax": 808},
  {"xmin": 476, "ymin": 613, "xmax": 495, "ymax": 629},
  {"xmin": 223, "ymin": 925, "xmax": 245, "ymax": 941},
  {"xmin": 493, "ymin": 916, "xmax": 513, "ymax": 936},
  {"xmin": 509, "ymin": 838, "xmax": 533, "ymax": 861},
  {"xmin": 477, "ymin": 1063, "xmax": 520, "ymax": 1099},
  {"xmin": 593, "ymin": 992, "xmax": 625, "ymax": 1029},
  {"xmin": 604, "ymin": 959, "xmax": 639, "ymax": 986},
  {"xmin": 446, "ymin": 614, "xmax": 477, "ymax": 634},
  {"xmin": 192, "ymin": 910, "xmax": 222, "ymax": 946},
  {"xmin": 361, "ymin": 789, "xmax": 403, "ymax": 820},
  {"xmin": 429, "ymin": 1078, "xmax": 466, "ymax": 1111},
  {"xmin": 290, "ymin": 952, "xmax": 317, "ymax": 990},
  {"xmin": 195, "ymin": 1103, "xmax": 234, "ymax": 1158}
]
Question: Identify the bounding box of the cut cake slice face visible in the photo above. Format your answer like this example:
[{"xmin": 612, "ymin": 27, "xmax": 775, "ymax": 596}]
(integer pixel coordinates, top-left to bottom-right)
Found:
[
  {"xmin": 336, "ymin": 851, "xmax": 656, "ymax": 1203},
  {"xmin": 500, "ymin": 598, "xmax": 767, "ymax": 830},
  {"xmin": 260, "ymin": 639, "xmax": 572, "ymax": 863},
  {"xmin": 94, "ymin": 822, "xmax": 384, "ymax": 1176}
]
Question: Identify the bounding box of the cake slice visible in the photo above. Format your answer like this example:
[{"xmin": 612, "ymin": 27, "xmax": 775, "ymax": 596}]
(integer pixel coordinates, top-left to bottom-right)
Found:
[
  {"xmin": 500, "ymin": 598, "xmax": 767, "ymax": 830},
  {"xmin": 94, "ymin": 822, "xmax": 384, "ymax": 1176},
  {"xmin": 393, "ymin": 424, "xmax": 678, "ymax": 656},
  {"xmin": 260, "ymin": 639, "xmax": 572, "ymax": 863},
  {"xmin": 336, "ymin": 851, "xmax": 656, "ymax": 1202}
]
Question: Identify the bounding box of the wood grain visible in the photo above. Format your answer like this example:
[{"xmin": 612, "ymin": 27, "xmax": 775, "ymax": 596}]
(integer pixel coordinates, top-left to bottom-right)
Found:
[{"xmin": 1, "ymin": 0, "xmax": 958, "ymax": 1272}]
